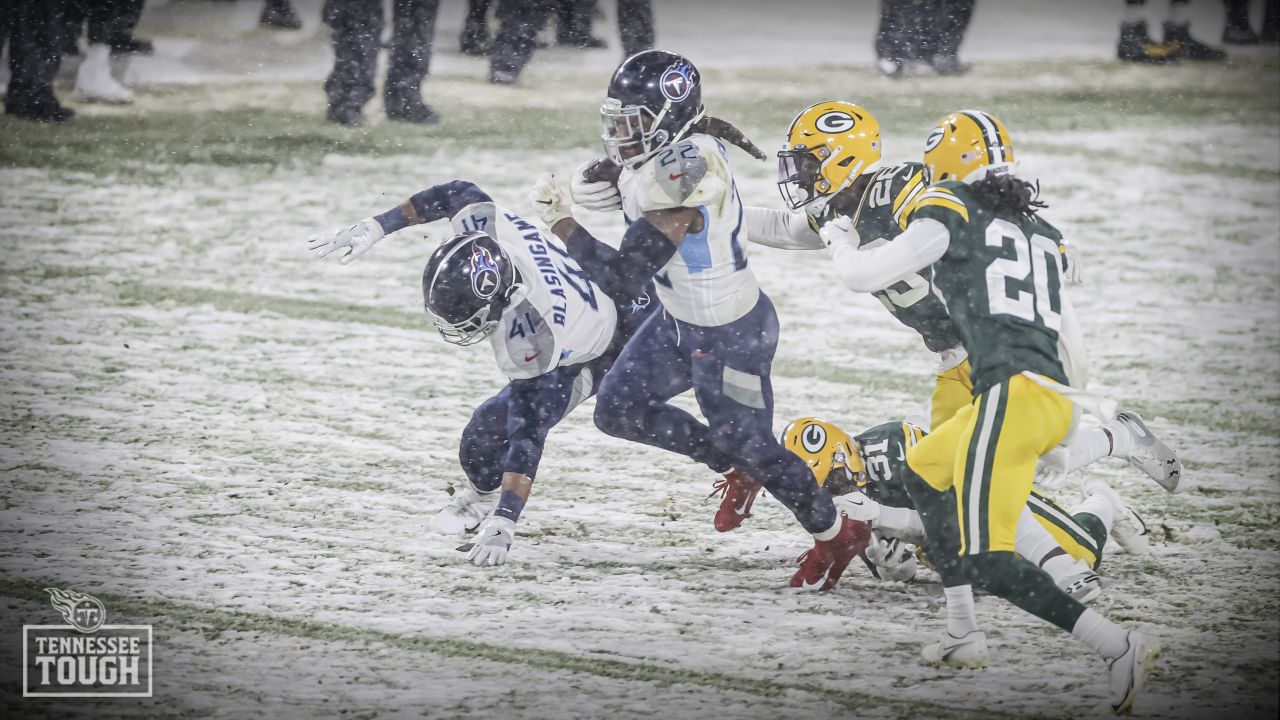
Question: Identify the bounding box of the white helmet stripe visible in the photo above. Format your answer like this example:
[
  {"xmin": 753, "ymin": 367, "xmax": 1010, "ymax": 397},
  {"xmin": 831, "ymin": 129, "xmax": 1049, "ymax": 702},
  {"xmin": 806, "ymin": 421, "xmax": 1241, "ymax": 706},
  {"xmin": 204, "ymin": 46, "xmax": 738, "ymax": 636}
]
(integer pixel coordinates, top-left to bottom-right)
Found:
[{"xmin": 961, "ymin": 110, "xmax": 1004, "ymax": 165}]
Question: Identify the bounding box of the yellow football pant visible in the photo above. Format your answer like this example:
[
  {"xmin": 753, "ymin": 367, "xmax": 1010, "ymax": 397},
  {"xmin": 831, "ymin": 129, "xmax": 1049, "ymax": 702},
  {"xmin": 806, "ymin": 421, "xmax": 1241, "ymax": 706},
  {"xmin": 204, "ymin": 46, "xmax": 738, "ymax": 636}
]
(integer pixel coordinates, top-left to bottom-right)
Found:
[
  {"xmin": 1028, "ymin": 489, "xmax": 1103, "ymax": 568},
  {"xmin": 908, "ymin": 374, "xmax": 1073, "ymax": 556},
  {"xmin": 930, "ymin": 359, "xmax": 973, "ymax": 432}
]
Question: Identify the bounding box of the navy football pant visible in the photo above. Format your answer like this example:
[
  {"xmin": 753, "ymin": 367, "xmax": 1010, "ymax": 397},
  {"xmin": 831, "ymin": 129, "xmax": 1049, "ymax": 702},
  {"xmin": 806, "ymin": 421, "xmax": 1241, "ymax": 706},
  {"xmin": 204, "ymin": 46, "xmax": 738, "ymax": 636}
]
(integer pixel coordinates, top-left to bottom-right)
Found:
[
  {"xmin": 593, "ymin": 293, "xmax": 837, "ymax": 534},
  {"xmin": 460, "ymin": 353, "xmax": 608, "ymax": 492}
]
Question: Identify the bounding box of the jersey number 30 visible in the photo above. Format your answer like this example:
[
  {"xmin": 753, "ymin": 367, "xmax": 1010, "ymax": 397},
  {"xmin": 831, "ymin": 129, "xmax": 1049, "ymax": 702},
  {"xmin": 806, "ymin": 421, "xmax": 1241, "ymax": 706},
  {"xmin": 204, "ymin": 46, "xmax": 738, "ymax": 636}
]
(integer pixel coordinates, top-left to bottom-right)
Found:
[{"xmin": 985, "ymin": 219, "xmax": 1062, "ymax": 331}]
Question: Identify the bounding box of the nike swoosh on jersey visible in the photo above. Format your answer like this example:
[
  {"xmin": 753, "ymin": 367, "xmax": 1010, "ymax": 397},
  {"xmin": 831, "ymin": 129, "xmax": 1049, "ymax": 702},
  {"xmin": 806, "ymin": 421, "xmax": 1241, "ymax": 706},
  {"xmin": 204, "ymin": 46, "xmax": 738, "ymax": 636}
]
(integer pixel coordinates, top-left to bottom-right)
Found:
[
  {"xmin": 668, "ymin": 172, "xmax": 688, "ymax": 181},
  {"xmin": 523, "ymin": 351, "xmax": 542, "ymax": 362}
]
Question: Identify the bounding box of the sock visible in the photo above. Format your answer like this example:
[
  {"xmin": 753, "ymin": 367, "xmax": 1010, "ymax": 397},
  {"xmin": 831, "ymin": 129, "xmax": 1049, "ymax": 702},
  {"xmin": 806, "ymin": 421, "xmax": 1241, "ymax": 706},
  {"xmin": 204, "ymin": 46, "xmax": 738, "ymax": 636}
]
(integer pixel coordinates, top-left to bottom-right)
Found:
[
  {"xmin": 1074, "ymin": 494, "xmax": 1115, "ymax": 534},
  {"xmin": 1041, "ymin": 552, "xmax": 1082, "ymax": 583},
  {"xmin": 1124, "ymin": 0, "xmax": 1145, "ymax": 23},
  {"xmin": 1102, "ymin": 419, "xmax": 1134, "ymax": 458},
  {"xmin": 1169, "ymin": 0, "xmax": 1190, "ymax": 25},
  {"xmin": 966, "ymin": 552, "xmax": 1086, "ymax": 632},
  {"xmin": 1071, "ymin": 608, "xmax": 1130, "ymax": 660},
  {"xmin": 944, "ymin": 585, "xmax": 980, "ymax": 637},
  {"xmin": 494, "ymin": 490, "xmax": 526, "ymax": 523},
  {"xmin": 1014, "ymin": 506, "xmax": 1060, "ymax": 566},
  {"xmin": 1063, "ymin": 426, "xmax": 1114, "ymax": 474}
]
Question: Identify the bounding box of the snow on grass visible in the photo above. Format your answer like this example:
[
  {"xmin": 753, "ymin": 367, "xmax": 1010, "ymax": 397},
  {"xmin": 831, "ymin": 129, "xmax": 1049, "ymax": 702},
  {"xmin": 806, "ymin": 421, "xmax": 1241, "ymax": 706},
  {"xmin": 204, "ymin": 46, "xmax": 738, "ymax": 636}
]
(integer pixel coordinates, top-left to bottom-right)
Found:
[{"xmin": 1, "ymin": 17, "xmax": 1278, "ymax": 720}]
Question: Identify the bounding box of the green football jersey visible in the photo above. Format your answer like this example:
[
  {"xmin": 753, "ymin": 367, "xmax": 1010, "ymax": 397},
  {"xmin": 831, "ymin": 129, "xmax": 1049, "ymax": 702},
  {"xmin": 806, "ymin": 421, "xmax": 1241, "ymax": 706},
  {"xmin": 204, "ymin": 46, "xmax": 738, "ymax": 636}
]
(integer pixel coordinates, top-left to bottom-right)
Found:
[
  {"xmin": 910, "ymin": 180, "xmax": 1068, "ymax": 395},
  {"xmin": 852, "ymin": 420, "xmax": 925, "ymax": 510},
  {"xmin": 810, "ymin": 162, "xmax": 963, "ymax": 354}
]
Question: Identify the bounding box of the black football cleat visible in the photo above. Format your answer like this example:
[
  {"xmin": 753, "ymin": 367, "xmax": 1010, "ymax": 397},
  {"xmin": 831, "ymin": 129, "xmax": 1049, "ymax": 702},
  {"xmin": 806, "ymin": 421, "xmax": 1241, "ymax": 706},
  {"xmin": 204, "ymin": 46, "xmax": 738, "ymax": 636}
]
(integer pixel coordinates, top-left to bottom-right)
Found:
[{"xmin": 1163, "ymin": 21, "xmax": 1227, "ymax": 61}]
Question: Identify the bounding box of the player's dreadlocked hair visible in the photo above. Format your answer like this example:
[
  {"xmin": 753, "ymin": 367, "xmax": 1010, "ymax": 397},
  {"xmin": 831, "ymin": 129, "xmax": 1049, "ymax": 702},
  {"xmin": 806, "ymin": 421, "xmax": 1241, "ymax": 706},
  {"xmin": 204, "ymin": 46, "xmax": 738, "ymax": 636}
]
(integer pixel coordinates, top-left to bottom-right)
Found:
[
  {"xmin": 967, "ymin": 173, "xmax": 1048, "ymax": 221},
  {"xmin": 691, "ymin": 115, "xmax": 768, "ymax": 161}
]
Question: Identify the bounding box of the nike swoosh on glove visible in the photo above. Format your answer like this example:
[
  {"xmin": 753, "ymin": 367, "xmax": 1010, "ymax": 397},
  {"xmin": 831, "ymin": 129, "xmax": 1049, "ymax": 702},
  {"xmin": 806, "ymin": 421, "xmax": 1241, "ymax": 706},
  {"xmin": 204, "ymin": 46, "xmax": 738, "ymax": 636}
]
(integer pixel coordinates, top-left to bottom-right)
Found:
[
  {"xmin": 529, "ymin": 173, "xmax": 573, "ymax": 228},
  {"xmin": 462, "ymin": 515, "xmax": 516, "ymax": 567}
]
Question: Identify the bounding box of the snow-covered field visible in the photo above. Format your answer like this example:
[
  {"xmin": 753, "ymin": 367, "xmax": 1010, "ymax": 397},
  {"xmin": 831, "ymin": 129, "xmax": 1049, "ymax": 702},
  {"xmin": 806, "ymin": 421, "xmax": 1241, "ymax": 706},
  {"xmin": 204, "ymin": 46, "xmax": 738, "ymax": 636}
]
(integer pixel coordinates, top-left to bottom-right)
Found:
[{"xmin": 1, "ymin": 1, "xmax": 1278, "ymax": 718}]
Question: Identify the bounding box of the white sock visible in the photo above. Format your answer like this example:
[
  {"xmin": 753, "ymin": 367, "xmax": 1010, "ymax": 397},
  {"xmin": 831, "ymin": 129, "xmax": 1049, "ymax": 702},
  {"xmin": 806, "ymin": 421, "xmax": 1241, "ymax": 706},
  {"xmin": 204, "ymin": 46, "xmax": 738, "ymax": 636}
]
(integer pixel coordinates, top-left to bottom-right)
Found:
[
  {"xmin": 944, "ymin": 585, "xmax": 980, "ymax": 637},
  {"xmin": 1014, "ymin": 506, "xmax": 1059, "ymax": 565},
  {"xmin": 1041, "ymin": 552, "xmax": 1081, "ymax": 583},
  {"xmin": 1074, "ymin": 494, "xmax": 1115, "ymax": 535},
  {"xmin": 1063, "ymin": 427, "xmax": 1114, "ymax": 474},
  {"xmin": 1169, "ymin": 1, "xmax": 1190, "ymax": 25},
  {"xmin": 1071, "ymin": 608, "xmax": 1130, "ymax": 660},
  {"xmin": 1103, "ymin": 419, "xmax": 1134, "ymax": 459},
  {"xmin": 813, "ymin": 515, "xmax": 841, "ymax": 541}
]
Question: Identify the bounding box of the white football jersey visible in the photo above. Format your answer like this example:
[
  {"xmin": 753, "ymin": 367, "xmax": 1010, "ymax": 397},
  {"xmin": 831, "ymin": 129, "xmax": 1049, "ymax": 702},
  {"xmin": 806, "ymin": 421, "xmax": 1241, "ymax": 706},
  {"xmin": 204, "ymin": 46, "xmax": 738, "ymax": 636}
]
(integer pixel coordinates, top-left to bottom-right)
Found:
[
  {"xmin": 450, "ymin": 202, "xmax": 617, "ymax": 380},
  {"xmin": 618, "ymin": 133, "xmax": 760, "ymax": 327}
]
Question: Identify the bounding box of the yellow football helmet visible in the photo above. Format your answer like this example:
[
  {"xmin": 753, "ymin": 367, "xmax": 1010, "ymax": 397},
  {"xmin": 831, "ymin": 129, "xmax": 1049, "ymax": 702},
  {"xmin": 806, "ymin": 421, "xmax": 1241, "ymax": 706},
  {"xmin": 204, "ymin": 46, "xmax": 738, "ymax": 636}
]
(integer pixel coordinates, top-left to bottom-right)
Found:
[
  {"xmin": 777, "ymin": 101, "xmax": 882, "ymax": 211},
  {"xmin": 781, "ymin": 417, "xmax": 866, "ymax": 495},
  {"xmin": 922, "ymin": 109, "xmax": 1016, "ymax": 185}
]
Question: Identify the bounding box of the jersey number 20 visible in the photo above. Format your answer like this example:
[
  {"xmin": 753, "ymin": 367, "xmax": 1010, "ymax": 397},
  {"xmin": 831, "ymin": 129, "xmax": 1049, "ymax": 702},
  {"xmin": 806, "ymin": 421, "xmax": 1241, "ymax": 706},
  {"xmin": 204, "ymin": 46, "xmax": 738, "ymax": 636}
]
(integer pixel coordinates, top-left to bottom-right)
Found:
[{"xmin": 985, "ymin": 219, "xmax": 1062, "ymax": 331}]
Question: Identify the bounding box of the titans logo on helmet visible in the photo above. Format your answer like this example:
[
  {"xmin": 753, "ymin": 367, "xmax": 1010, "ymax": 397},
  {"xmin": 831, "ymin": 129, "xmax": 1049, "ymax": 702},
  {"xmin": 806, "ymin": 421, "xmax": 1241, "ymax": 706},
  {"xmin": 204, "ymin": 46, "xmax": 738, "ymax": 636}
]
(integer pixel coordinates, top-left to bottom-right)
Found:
[
  {"xmin": 470, "ymin": 246, "xmax": 501, "ymax": 300},
  {"xmin": 660, "ymin": 61, "xmax": 696, "ymax": 102}
]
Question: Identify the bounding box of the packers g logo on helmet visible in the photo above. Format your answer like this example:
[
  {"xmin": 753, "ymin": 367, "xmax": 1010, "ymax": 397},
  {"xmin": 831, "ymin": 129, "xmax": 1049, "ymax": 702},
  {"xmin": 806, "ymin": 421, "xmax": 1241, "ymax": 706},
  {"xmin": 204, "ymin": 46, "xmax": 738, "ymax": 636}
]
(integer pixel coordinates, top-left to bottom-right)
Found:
[
  {"xmin": 923, "ymin": 109, "xmax": 1016, "ymax": 185},
  {"xmin": 781, "ymin": 417, "xmax": 866, "ymax": 496},
  {"xmin": 777, "ymin": 101, "xmax": 882, "ymax": 211}
]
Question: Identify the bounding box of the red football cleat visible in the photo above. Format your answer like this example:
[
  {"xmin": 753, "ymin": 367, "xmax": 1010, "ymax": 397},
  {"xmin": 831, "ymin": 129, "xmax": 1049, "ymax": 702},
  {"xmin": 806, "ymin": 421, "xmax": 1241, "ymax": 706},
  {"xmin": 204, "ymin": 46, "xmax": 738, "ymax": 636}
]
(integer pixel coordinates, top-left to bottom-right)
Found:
[
  {"xmin": 789, "ymin": 516, "xmax": 872, "ymax": 591},
  {"xmin": 709, "ymin": 469, "xmax": 763, "ymax": 532}
]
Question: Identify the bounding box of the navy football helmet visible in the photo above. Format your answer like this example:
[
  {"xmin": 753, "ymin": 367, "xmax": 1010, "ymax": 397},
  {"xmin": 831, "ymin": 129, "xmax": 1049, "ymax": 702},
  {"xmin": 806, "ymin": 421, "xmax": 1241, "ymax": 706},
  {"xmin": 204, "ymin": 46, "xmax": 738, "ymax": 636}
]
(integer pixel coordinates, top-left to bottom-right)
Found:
[
  {"xmin": 601, "ymin": 50, "xmax": 705, "ymax": 168},
  {"xmin": 422, "ymin": 232, "xmax": 522, "ymax": 346}
]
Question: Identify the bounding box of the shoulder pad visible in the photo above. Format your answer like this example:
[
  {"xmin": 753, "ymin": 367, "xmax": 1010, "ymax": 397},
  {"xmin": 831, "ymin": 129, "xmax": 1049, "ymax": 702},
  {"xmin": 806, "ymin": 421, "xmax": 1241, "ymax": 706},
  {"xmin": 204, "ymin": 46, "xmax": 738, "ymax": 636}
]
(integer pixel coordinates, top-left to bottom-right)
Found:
[
  {"xmin": 910, "ymin": 181, "xmax": 971, "ymax": 225},
  {"xmin": 886, "ymin": 163, "xmax": 929, "ymax": 230},
  {"xmin": 632, "ymin": 140, "xmax": 728, "ymax": 211},
  {"xmin": 450, "ymin": 201, "xmax": 499, "ymax": 237}
]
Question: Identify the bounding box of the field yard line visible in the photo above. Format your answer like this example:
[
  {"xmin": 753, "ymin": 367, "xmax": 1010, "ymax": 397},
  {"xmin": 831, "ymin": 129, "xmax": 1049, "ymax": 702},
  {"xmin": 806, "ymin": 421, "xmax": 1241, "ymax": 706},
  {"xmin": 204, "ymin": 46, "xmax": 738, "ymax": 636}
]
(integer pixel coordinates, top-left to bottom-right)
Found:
[{"xmin": 0, "ymin": 575, "xmax": 1014, "ymax": 719}]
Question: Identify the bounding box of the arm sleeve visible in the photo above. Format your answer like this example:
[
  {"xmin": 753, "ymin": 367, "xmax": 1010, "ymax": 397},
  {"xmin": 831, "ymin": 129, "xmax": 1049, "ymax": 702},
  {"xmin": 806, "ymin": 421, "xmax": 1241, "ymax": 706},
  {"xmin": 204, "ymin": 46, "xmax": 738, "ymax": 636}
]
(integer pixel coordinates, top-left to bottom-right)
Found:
[
  {"xmin": 564, "ymin": 218, "xmax": 676, "ymax": 301},
  {"xmin": 744, "ymin": 206, "xmax": 823, "ymax": 250},
  {"xmin": 372, "ymin": 180, "xmax": 494, "ymax": 234},
  {"xmin": 829, "ymin": 217, "xmax": 951, "ymax": 293}
]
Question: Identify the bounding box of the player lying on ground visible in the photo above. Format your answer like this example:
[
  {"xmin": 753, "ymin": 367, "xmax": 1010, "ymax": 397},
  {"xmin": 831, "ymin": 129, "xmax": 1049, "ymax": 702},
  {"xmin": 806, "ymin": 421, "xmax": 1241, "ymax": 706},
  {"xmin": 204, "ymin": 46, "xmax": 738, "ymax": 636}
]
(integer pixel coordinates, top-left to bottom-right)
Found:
[
  {"xmin": 782, "ymin": 416, "xmax": 1156, "ymax": 604},
  {"xmin": 819, "ymin": 109, "xmax": 1162, "ymax": 714},
  {"xmin": 304, "ymin": 180, "xmax": 655, "ymax": 566},
  {"xmin": 528, "ymin": 49, "xmax": 870, "ymax": 591}
]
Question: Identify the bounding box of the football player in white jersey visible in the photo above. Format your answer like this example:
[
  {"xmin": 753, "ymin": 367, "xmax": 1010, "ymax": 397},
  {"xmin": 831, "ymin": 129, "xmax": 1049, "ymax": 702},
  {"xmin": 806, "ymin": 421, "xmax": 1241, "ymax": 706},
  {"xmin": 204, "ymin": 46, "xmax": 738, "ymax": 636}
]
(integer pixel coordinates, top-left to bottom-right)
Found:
[
  {"xmin": 528, "ymin": 50, "xmax": 870, "ymax": 591},
  {"xmin": 305, "ymin": 180, "xmax": 656, "ymax": 566}
]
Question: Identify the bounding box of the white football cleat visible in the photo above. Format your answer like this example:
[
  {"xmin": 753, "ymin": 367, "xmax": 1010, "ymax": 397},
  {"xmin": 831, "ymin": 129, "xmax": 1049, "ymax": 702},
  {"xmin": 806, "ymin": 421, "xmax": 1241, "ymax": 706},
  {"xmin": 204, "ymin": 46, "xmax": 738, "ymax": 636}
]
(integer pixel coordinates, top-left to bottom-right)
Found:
[
  {"xmin": 921, "ymin": 631, "xmax": 988, "ymax": 669},
  {"xmin": 429, "ymin": 482, "xmax": 497, "ymax": 534},
  {"xmin": 73, "ymin": 44, "xmax": 135, "ymax": 104},
  {"xmin": 1083, "ymin": 479, "xmax": 1150, "ymax": 555},
  {"xmin": 1113, "ymin": 412, "xmax": 1182, "ymax": 492},
  {"xmin": 1107, "ymin": 630, "xmax": 1162, "ymax": 715},
  {"xmin": 1060, "ymin": 567, "xmax": 1104, "ymax": 604}
]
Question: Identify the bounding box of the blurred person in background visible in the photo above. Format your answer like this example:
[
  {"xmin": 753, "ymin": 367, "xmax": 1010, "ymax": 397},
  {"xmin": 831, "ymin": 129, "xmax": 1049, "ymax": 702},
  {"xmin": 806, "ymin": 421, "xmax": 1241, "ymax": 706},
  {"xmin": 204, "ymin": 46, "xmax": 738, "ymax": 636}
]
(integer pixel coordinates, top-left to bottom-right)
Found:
[
  {"xmin": 489, "ymin": 0, "xmax": 652, "ymax": 85},
  {"xmin": 1222, "ymin": 0, "xmax": 1278, "ymax": 43},
  {"xmin": 323, "ymin": 0, "xmax": 440, "ymax": 126},
  {"xmin": 2, "ymin": 0, "xmax": 75, "ymax": 122},
  {"xmin": 1118, "ymin": 0, "xmax": 1226, "ymax": 61},
  {"xmin": 555, "ymin": 0, "xmax": 606, "ymax": 49},
  {"xmin": 260, "ymin": 0, "xmax": 302, "ymax": 30},
  {"xmin": 876, "ymin": 0, "xmax": 975, "ymax": 77},
  {"xmin": 64, "ymin": 0, "xmax": 151, "ymax": 103},
  {"xmin": 460, "ymin": 0, "xmax": 492, "ymax": 55}
]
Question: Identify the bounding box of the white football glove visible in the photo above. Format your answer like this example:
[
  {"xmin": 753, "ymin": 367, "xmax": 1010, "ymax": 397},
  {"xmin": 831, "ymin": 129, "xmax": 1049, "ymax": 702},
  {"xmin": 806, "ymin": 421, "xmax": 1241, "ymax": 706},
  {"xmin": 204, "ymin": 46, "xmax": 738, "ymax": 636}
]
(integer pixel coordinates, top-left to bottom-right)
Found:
[
  {"xmin": 865, "ymin": 532, "xmax": 918, "ymax": 583},
  {"xmin": 1061, "ymin": 242, "xmax": 1084, "ymax": 284},
  {"xmin": 529, "ymin": 173, "xmax": 573, "ymax": 228},
  {"xmin": 569, "ymin": 159, "xmax": 622, "ymax": 212},
  {"xmin": 462, "ymin": 515, "xmax": 516, "ymax": 567},
  {"xmin": 818, "ymin": 215, "xmax": 861, "ymax": 257},
  {"xmin": 306, "ymin": 218, "xmax": 385, "ymax": 265},
  {"xmin": 1034, "ymin": 446, "xmax": 1070, "ymax": 490},
  {"xmin": 835, "ymin": 490, "xmax": 883, "ymax": 525}
]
